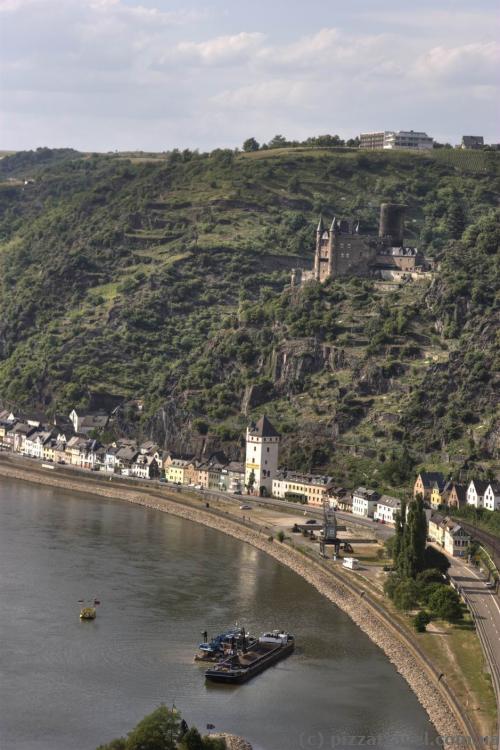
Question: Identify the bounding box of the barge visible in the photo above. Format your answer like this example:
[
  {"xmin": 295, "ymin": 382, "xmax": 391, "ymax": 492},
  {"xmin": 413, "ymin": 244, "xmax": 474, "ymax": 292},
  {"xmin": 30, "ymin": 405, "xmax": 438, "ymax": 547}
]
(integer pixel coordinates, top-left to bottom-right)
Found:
[{"xmin": 204, "ymin": 630, "xmax": 294, "ymax": 683}]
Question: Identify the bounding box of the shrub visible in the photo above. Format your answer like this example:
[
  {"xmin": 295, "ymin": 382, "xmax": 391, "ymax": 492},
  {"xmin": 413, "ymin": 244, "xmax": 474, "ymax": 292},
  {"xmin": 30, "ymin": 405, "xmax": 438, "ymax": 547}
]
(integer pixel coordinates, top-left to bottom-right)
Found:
[
  {"xmin": 428, "ymin": 586, "xmax": 462, "ymax": 622},
  {"xmin": 392, "ymin": 579, "xmax": 419, "ymax": 611},
  {"xmin": 277, "ymin": 530, "xmax": 285, "ymax": 542},
  {"xmin": 413, "ymin": 610, "xmax": 432, "ymax": 632},
  {"xmin": 416, "ymin": 568, "xmax": 445, "ymax": 585}
]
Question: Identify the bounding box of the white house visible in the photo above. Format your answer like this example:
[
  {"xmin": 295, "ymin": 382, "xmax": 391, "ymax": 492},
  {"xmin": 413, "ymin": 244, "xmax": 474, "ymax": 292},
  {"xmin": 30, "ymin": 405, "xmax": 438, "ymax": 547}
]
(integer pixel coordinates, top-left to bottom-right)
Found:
[
  {"xmin": 374, "ymin": 495, "xmax": 401, "ymax": 525},
  {"xmin": 132, "ymin": 454, "xmax": 158, "ymax": 480},
  {"xmin": 466, "ymin": 479, "xmax": 489, "ymax": 508},
  {"xmin": 352, "ymin": 487, "xmax": 380, "ymax": 518},
  {"xmin": 103, "ymin": 445, "xmax": 119, "ymax": 473},
  {"xmin": 483, "ymin": 482, "xmax": 500, "ymax": 512},
  {"xmin": 245, "ymin": 415, "xmax": 280, "ymax": 496}
]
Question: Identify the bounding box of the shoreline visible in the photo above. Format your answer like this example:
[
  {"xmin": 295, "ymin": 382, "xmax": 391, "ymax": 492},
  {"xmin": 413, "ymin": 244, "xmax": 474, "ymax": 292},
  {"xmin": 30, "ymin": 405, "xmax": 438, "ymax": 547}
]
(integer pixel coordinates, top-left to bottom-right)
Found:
[{"xmin": 0, "ymin": 459, "xmax": 478, "ymax": 746}]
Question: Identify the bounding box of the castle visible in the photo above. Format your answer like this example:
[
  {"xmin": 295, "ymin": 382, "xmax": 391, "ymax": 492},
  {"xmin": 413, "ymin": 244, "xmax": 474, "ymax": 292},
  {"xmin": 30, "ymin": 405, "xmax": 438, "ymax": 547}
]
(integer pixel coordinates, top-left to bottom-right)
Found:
[{"xmin": 291, "ymin": 203, "xmax": 430, "ymax": 286}]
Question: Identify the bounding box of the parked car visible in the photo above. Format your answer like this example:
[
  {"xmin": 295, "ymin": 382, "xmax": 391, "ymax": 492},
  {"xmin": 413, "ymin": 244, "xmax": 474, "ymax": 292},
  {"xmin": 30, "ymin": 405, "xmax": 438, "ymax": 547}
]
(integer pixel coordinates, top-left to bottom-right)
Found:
[
  {"xmin": 485, "ymin": 581, "xmax": 496, "ymax": 589},
  {"xmin": 240, "ymin": 504, "xmax": 252, "ymax": 510},
  {"xmin": 305, "ymin": 519, "xmax": 317, "ymax": 525}
]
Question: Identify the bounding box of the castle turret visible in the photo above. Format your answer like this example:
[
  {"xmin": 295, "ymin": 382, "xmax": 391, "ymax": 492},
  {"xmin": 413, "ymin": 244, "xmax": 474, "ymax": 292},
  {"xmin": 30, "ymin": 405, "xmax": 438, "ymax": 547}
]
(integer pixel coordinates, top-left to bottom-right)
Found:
[{"xmin": 314, "ymin": 216, "xmax": 325, "ymax": 280}]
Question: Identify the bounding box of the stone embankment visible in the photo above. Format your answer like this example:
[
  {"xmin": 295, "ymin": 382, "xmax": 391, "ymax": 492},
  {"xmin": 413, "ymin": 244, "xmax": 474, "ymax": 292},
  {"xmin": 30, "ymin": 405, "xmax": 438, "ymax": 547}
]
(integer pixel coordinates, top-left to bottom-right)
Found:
[
  {"xmin": 0, "ymin": 462, "xmax": 471, "ymax": 745},
  {"xmin": 216, "ymin": 734, "xmax": 253, "ymax": 750}
]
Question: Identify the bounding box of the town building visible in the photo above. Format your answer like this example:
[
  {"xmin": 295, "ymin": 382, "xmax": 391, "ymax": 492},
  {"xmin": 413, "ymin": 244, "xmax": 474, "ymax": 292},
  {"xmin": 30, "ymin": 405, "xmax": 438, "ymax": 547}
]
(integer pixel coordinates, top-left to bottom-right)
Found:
[
  {"xmin": 483, "ymin": 482, "xmax": 500, "ymax": 512},
  {"xmin": 245, "ymin": 416, "xmax": 280, "ymax": 496},
  {"xmin": 227, "ymin": 462, "xmax": 245, "ymax": 493},
  {"xmin": 374, "ymin": 495, "xmax": 401, "ymax": 525},
  {"xmin": 272, "ymin": 472, "xmax": 333, "ymax": 506},
  {"xmin": 165, "ymin": 457, "xmax": 190, "ymax": 484},
  {"xmin": 360, "ymin": 130, "xmax": 433, "ymax": 151},
  {"xmin": 428, "ymin": 513, "xmax": 472, "ymax": 557},
  {"xmin": 428, "ymin": 513, "xmax": 446, "ymax": 545},
  {"xmin": 461, "ymin": 136, "xmax": 484, "ymax": 150},
  {"xmin": 446, "ymin": 482, "xmax": 466, "ymax": 509},
  {"xmin": 69, "ymin": 409, "xmax": 109, "ymax": 435},
  {"xmin": 466, "ymin": 479, "xmax": 489, "ymax": 508},
  {"xmin": 335, "ymin": 493, "xmax": 353, "ymax": 513},
  {"xmin": 291, "ymin": 203, "xmax": 430, "ymax": 286},
  {"xmin": 413, "ymin": 472, "xmax": 445, "ymax": 502},
  {"xmin": 352, "ymin": 487, "xmax": 380, "ymax": 518},
  {"xmin": 430, "ymin": 478, "xmax": 448, "ymax": 509},
  {"xmin": 132, "ymin": 454, "xmax": 159, "ymax": 480}
]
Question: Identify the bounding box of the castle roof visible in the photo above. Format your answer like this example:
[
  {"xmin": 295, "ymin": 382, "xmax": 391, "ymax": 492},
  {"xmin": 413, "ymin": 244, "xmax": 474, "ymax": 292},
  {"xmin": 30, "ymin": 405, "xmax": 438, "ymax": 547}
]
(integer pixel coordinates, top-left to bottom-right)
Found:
[{"xmin": 248, "ymin": 415, "xmax": 280, "ymax": 438}]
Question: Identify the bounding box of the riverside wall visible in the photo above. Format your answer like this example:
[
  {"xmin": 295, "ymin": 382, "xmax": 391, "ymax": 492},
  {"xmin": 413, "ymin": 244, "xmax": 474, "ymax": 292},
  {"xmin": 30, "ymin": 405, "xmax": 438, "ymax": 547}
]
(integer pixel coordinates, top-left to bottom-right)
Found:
[{"xmin": 0, "ymin": 460, "xmax": 476, "ymax": 746}]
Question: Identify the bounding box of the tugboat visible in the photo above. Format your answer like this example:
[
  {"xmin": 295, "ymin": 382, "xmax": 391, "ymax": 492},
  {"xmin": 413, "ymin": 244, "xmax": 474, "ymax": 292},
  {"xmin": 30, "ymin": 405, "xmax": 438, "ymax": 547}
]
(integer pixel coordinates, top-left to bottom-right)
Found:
[
  {"xmin": 195, "ymin": 625, "xmax": 253, "ymax": 662},
  {"xmin": 204, "ymin": 630, "xmax": 294, "ymax": 683},
  {"xmin": 79, "ymin": 598, "xmax": 100, "ymax": 620}
]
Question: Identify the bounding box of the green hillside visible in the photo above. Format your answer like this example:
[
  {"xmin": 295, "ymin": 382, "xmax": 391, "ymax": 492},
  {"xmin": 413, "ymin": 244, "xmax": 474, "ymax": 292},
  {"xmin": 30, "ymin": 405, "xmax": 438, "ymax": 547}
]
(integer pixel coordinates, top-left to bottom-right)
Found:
[{"xmin": 0, "ymin": 145, "xmax": 498, "ymax": 491}]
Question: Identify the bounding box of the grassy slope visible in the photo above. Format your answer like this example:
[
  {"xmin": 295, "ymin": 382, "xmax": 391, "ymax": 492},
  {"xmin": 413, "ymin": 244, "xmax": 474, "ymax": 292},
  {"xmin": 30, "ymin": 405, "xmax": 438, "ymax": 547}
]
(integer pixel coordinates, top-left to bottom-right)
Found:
[{"xmin": 0, "ymin": 146, "xmax": 498, "ymax": 491}]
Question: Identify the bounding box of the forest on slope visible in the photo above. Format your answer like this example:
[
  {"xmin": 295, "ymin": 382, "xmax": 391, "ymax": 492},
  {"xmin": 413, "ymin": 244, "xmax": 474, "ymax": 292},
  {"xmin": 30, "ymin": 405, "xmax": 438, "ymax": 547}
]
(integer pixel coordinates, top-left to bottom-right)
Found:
[{"xmin": 0, "ymin": 145, "xmax": 498, "ymax": 491}]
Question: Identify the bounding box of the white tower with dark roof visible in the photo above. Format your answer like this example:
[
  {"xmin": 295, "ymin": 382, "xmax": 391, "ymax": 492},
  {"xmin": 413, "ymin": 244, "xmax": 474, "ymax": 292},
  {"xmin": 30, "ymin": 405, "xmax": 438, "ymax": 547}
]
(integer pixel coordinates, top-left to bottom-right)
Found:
[{"xmin": 245, "ymin": 415, "xmax": 280, "ymax": 496}]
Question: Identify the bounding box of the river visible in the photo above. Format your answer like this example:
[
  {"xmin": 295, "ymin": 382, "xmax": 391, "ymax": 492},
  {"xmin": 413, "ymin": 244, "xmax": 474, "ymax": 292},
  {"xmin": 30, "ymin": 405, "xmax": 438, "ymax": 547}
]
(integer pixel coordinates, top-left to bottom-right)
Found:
[{"xmin": 0, "ymin": 478, "xmax": 437, "ymax": 750}]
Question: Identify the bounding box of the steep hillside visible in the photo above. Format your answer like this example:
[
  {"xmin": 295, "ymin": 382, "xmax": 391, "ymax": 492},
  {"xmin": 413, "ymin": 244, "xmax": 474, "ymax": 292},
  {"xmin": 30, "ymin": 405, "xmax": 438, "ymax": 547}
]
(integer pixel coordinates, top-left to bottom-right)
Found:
[{"xmin": 0, "ymin": 146, "xmax": 498, "ymax": 490}]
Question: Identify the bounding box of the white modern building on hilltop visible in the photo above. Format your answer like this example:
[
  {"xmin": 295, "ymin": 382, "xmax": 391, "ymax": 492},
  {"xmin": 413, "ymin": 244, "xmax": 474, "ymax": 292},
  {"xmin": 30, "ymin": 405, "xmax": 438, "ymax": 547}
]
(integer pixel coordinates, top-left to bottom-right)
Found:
[
  {"xmin": 245, "ymin": 416, "xmax": 280, "ymax": 496},
  {"xmin": 360, "ymin": 130, "xmax": 433, "ymax": 151}
]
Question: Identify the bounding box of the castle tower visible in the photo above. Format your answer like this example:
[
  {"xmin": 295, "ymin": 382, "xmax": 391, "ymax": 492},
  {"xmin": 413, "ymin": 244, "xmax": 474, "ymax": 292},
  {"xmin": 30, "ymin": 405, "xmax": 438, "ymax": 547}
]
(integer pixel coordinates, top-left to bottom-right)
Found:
[
  {"xmin": 314, "ymin": 216, "xmax": 333, "ymax": 282},
  {"xmin": 245, "ymin": 415, "xmax": 280, "ymax": 496}
]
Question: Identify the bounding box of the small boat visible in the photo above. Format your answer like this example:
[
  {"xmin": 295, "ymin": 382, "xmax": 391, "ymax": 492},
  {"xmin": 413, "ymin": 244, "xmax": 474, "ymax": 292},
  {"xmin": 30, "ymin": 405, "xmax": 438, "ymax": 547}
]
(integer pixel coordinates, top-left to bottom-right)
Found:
[
  {"xmin": 79, "ymin": 606, "xmax": 96, "ymax": 620},
  {"xmin": 205, "ymin": 630, "xmax": 294, "ymax": 683},
  {"xmin": 78, "ymin": 598, "xmax": 100, "ymax": 620}
]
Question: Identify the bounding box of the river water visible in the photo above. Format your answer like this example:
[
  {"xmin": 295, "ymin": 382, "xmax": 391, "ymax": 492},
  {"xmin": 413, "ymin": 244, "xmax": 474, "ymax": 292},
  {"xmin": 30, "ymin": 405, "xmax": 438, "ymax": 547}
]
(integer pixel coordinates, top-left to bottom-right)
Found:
[{"xmin": 0, "ymin": 478, "xmax": 437, "ymax": 750}]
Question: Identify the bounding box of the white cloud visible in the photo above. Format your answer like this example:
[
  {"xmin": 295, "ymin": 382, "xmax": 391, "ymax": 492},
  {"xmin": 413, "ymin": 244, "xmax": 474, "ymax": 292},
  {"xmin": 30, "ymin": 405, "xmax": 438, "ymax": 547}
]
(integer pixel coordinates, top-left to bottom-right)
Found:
[
  {"xmin": 173, "ymin": 32, "xmax": 265, "ymax": 66},
  {"xmin": 212, "ymin": 79, "xmax": 308, "ymax": 108},
  {"xmin": 414, "ymin": 42, "xmax": 500, "ymax": 86}
]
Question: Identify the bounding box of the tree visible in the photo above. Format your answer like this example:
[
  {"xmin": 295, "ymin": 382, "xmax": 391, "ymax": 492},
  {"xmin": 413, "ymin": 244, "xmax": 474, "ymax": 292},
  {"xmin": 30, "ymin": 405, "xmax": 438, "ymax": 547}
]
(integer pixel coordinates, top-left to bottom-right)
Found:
[
  {"xmin": 393, "ymin": 499, "xmax": 406, "ymax": 571},
  {"xmin": 428, "ymin": 587, "xmax": 462, "ymax": 622},
  {"xmin": 126, "ymin": 706, "xmax": 181, "ymax": 750},
  {"xmin": 246, "ymin": 469, "xmax": 255, "ymax": 495},
  {"xmin": 392, "ymin": 578, "xmax": 419, "ymax": 611},
  {"xmin": 268, "ymin": 134, "xmax": 288, "ymax": 149},
  {"xmin": 96, "ymin": 740, "xmax": 127, "ymax": 750},
  {"xmin": 398, "ymin": 497, "xmax": 427, "ymax": 579},
  {"xmin": 413, "ymin": 610, "xmax": 431, "ymax": 632},
  {"xmin": 242, "ymin": 137, "xmax": 259, "ymax": 152},
  {"xmin": 416, "ymin": 568, "xmax": 444, "ymax": 585},
  {"xmin": 179, "ymin": 727, "xmax": 204, "ymax": 750},
  {"xmin": 423, "ymin": 546, "xmax": 450, "ymax": 573},
  {"xmin": 446, "ymin": 203, "xmax": 467, "ymax": 239}
]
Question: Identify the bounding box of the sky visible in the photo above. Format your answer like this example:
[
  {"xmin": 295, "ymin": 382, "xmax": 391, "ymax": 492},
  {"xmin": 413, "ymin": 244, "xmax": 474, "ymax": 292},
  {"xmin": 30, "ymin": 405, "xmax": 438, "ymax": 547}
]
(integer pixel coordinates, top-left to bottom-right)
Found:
[{"xmin": 0, "ymin": 0, "xmax": 499, "ymax": 152}]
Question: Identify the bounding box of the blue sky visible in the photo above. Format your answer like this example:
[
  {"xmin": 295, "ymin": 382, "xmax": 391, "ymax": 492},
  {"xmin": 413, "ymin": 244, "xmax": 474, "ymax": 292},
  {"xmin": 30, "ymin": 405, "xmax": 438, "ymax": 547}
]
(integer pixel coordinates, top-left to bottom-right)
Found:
[{"xmin": 0, "ymin": 0, "xmax": 498, "ymax": 151}]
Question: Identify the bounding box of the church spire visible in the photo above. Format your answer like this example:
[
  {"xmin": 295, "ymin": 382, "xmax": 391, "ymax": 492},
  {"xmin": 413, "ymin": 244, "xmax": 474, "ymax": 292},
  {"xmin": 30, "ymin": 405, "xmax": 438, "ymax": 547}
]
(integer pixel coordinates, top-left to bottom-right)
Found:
[
  {"xmin": 330, "ymin": 217, "xmax": 337, "ymax": 233},
  {"xmin": 317, "ymin": 215, "xmax": 324, "ymax": 233}
]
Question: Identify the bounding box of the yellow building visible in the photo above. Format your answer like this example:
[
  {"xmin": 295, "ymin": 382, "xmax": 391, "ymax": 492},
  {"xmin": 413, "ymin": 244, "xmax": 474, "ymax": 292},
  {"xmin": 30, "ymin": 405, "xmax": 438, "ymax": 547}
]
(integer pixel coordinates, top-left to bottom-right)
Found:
[{"xmin": 166, "ymin": 459, "xmax": 189, "ymax": 484}]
